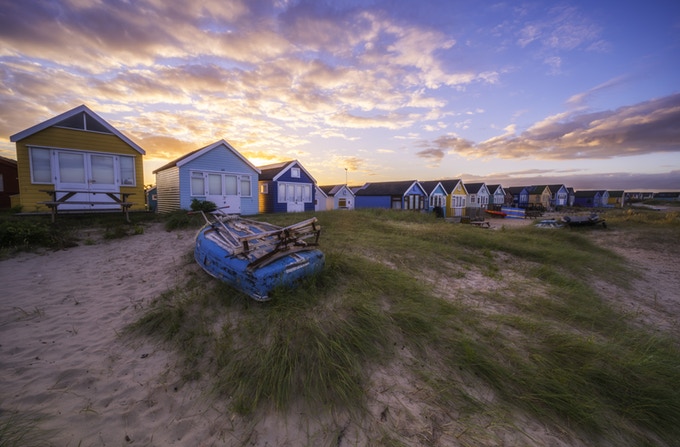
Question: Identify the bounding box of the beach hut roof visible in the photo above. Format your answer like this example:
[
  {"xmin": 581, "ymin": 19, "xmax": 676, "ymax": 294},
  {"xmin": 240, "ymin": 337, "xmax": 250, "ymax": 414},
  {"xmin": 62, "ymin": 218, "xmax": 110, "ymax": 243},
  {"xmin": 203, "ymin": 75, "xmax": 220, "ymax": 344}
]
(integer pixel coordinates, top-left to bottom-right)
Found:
[{"xmin": 10, "ymin": 104, "xmax": 145, "ymax": 155}]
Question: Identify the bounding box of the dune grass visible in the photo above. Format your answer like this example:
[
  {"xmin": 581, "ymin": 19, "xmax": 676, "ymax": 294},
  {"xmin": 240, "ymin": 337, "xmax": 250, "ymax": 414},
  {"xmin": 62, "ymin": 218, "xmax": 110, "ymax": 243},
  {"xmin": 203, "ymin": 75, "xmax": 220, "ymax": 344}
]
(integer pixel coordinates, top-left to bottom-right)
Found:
[
  {"xmin": 0, "ymin": 407, "xmax": 52, "ymax": 447},
  {"xmin": 128, "ymin": 208, "xmax": 680, "ymax": 445},
  {"xmin": 0, "ymin": 210, "xmax": 158, "ymax": 255}
]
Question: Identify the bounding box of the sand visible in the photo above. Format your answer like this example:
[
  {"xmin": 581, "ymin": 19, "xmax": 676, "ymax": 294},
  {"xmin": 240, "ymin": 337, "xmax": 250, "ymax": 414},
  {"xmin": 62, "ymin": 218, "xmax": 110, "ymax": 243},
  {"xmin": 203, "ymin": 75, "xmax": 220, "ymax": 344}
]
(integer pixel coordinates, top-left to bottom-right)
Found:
[
  {"xmin": 1, "ymin": 216, "xmax": 677, "ymax": 446},
  {"xmin": 0, "ymin": 223, "xmax": 219, "ymax": 445}
]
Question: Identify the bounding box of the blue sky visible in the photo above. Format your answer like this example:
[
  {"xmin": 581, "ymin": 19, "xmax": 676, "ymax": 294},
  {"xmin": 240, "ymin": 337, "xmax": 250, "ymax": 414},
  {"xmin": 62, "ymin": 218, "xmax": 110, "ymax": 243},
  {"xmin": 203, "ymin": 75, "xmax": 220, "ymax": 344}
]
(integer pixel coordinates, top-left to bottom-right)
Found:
[{"xmin": 1, "ymin": 0, "xmax": 679, "ymax": 190}]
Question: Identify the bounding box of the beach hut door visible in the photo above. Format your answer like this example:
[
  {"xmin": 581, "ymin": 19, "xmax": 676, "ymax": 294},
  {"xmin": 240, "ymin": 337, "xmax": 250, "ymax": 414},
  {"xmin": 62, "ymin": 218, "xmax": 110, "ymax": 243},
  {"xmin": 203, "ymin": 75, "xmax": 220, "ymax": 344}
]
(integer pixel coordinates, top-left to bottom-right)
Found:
[
  {"xmin": 205, "ymin": 173, "xmax": 241, "ymax": 214},
  {"xmin": 54, "ymin": 151, "xmax": 119, "ymax": 210}
]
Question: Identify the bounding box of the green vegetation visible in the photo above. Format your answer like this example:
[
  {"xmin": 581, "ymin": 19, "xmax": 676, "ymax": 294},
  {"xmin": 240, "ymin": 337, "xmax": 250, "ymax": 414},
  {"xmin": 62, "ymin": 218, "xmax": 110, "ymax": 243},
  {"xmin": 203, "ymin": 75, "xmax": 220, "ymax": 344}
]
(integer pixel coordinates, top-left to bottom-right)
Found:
[
  {"xmin": 0, "ymin": 406, "xmax": 51, "ymax": 447},
  {"xmin": 0, "ymin": 210, "xmax": 158, "ymax": 255},
  {"xmin": 2, "ymin": 206, "xmax": 678, "ymax": 444},
  {"xmin": 127, "ymin": 207, "xmax": 680, "ymax": 446},
  {"xmin": 190, "ymin": 198, "xmax": 217, "ymax": 212}
]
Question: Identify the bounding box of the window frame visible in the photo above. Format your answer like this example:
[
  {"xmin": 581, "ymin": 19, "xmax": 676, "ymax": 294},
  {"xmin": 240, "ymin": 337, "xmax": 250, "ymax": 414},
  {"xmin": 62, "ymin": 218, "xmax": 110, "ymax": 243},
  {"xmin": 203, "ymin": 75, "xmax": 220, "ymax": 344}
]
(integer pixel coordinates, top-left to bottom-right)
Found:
[
  {"xmin": 240, "ymin": 175, "xmax": 252, "ymax": 197},
  {"xmin": 29, "ymin": 147, "xmax": 53, "ymax": 184},
  {"xmin": 191, "ymin": 171, "xmax": 206, "ymax": 196},
  {"xmin": 277, "ymin": 181, "xmax": 312, "ymax": 203},
  {"xmin": 190, "ymin": 170, "xmax": 253, "ymax": 197},
  {"xmin": 28, "ymin": 146, "xmax": 136, "ymax": 187}
]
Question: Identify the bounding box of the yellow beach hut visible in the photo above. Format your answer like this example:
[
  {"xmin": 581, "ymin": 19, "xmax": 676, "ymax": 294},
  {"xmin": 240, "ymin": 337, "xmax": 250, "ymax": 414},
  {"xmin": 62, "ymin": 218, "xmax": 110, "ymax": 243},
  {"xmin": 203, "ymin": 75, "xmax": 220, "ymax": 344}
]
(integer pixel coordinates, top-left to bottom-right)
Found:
[{"xmin": 9, "ymin": 105, "xmax": 146, "ymax": 220}]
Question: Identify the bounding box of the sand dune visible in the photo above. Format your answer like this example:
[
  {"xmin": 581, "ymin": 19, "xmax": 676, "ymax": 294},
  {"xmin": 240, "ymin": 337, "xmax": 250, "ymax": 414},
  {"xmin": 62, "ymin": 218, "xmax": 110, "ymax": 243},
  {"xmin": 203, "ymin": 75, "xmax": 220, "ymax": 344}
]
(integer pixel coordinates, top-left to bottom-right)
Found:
[
  {"xmin": 2, "ymin": 215, "xmax": 677, "ymax": 446},
  {"xmin": 0, "ymin": 223, "xmax": 226, "ymax": 445}
]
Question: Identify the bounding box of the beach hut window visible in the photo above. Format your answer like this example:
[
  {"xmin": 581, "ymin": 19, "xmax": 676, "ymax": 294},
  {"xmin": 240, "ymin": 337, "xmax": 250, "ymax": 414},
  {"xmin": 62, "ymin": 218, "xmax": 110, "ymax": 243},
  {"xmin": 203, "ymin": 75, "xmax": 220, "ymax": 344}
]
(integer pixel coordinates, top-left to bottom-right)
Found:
[
  {"xmin": 224, "ymin": 175, "xmax": 238, "ymax": 195},
  {"xmin": 260, "ymin": 183, "xmax": 268, "ymax": 194},
  {"xmin": 30, "ymin": 147, "xmax": 52, "ymax": 183},
  {"xmin": 208, "ymin": 174, "xmax": 223, "ymax": 195},
  {"xmin": 240, "ymin": 176, "xmax": 251, "ymax": 197},
  {"xmin": 58, "ymin": 152, "xmax": 86, "ymax": 183},
  {"xmin": 191, "ymin": 171, "xmax": 205, "ymax": 195},
  {"xmin": 291, "ymin": 167, "xmax": 301, "ymax": 178},
  {"xmin": 119, "ymin": 156, "xmax": 135, "ymax": 185},
  {"xmin": 91, "ymin": 155, "xmax": 115, "ymax": 184},
  {"xmin": 277, "ymin": 182, "xmax": 311, "ymax": 203}
]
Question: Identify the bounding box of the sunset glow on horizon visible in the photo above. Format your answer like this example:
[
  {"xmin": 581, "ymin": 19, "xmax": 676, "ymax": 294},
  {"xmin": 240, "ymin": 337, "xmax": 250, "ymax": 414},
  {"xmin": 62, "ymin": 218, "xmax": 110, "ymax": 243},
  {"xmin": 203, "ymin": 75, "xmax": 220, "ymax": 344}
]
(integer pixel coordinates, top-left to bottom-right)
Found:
[{"xmin": 1, "ymin": 0, "xmax": 679, "ymax": 190}]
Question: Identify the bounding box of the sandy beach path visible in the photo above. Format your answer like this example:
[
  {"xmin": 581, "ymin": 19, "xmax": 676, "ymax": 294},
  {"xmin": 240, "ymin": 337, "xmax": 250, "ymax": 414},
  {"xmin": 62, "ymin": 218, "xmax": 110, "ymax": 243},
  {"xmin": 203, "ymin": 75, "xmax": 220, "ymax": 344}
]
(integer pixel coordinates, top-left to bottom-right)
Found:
[{"xmin": 0, "ymin": 223, "xmax": 224, "ymax": 445}]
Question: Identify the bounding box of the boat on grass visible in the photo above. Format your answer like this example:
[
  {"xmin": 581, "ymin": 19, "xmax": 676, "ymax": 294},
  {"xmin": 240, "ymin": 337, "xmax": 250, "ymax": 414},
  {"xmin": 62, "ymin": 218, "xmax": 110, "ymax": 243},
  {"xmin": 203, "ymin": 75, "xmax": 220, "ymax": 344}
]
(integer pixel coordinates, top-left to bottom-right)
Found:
[
  {"xmin": 485, "ymin": 209, "xmax": 507, "ymax": 218},
  {"xmin": 535, "ymin": 219, "xmax": 564, "ymax": 229},
  {"xmin": 561, "ymin": 214, "xmax": 607, "ymax": 228},
  {"xmin": 194, "ymin": 211, "xmax": 324, "ymax": 301}
]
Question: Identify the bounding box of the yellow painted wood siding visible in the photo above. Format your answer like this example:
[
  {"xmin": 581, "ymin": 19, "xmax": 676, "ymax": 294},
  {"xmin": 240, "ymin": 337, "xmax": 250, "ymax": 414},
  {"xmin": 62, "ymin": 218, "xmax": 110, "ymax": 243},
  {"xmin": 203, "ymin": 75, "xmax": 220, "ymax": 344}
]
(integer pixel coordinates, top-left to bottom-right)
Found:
[
  {"xmin": 541, "ymin": 191, "xmax": 551, "ymax": 208},
  {"xmin": 528, "ymin": 189, "xmax": 551, "ymax": 208},
  {"xmin": 14, "ymin": 127, "xmax": 145, "ymax": 212},
  {"xmin": 447, "ymin": 183, "xmax": 468, "ymax": 217}
]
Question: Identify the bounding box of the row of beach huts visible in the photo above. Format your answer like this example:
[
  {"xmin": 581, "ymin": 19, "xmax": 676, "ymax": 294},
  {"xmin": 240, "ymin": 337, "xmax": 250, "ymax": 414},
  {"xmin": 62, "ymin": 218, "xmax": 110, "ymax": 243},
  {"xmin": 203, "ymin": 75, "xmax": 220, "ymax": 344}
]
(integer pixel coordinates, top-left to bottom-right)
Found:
[{"xmin": 4, "ymin": 105, "xmax": 678, "ymax": 218}]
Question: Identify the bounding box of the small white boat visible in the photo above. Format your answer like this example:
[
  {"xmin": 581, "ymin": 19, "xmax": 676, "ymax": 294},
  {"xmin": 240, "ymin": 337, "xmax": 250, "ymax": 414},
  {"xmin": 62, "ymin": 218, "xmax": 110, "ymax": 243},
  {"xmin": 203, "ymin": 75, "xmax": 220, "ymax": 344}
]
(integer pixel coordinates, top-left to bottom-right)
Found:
[{"xmin": 535, "ymin": 219, "xmax": 564, "ymax": 229}]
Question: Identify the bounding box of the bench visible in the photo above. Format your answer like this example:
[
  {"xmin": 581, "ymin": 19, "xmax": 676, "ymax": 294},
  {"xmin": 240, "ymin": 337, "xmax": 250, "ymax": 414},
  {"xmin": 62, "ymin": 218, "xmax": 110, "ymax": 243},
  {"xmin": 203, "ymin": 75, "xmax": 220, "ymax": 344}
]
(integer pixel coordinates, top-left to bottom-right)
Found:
[{"xmin": 39, "ymin": 190, "xmax": 134, "ymax": 223}]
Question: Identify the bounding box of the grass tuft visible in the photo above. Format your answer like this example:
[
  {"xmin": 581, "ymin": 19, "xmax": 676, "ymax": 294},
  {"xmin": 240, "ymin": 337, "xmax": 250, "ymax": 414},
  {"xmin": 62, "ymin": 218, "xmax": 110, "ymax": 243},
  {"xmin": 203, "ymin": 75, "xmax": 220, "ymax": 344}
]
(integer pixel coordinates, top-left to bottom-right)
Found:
[
  {"xmin": 0, "ymin": 407, "xmax": 52, "ymax": 447},
  {"xmin": 127, "ymin": 209, "xmax": 680, "ymax": 445}
]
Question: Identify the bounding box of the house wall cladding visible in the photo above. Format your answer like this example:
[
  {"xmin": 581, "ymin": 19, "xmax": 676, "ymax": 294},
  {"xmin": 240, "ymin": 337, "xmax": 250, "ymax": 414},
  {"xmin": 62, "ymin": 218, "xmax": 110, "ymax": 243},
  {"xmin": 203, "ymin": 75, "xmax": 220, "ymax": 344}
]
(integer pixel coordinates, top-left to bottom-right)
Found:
[
  {"xmin": 259, "ymin": 181, "xmax": 278, "ymax": 213},
  {"xmin": 180, "ymin": 147, "xmax": 259, "ymax": 215},
  {"xmin": 15, "ymin": 127, "xmax": 145, "ymax": 212},
  {"xmin": 355, "ymin": 195, "xmax": 391, "ymax": 209},
  {"xmin": 155, "ymin": 167, "xmax": 180, "ymax": 213},
  {"xmin": 0, "ymin": 160, "xmax": 19, "ymax": 209},
  {"xmin": 259, "ymin": 163, "xmax": 316, "ymax": 214},
  {"xmin": 331, "ymin": 186, "xmax": 354, "ymax": 210}
]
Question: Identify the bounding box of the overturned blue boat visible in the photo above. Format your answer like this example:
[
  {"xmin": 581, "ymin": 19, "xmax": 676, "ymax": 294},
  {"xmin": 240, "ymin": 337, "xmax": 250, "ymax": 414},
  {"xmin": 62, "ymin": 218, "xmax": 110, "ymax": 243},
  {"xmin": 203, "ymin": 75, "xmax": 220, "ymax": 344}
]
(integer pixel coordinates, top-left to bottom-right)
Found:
[{"xmin": 194, "ymin": 212, "xmax": 324, "ymax": 301}]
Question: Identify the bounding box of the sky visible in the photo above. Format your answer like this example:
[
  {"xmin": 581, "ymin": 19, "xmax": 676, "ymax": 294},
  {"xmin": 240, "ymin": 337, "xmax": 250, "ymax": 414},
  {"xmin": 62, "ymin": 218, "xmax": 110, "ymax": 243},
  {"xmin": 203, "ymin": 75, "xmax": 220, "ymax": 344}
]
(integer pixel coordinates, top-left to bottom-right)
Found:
[{"xmin": 1, "ymin": 0, "xmax": 679, "ymax": 191}]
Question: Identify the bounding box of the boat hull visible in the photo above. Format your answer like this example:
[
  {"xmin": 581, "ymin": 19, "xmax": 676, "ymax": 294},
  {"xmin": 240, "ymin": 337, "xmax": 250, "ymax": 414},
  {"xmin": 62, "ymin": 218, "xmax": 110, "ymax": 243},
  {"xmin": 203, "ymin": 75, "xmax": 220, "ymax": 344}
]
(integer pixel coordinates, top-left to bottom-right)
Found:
[
  {"xmin": 562, "ymin": 214, "xmax": 607, "ymax": 228},
  {"xmin": 194, "ymin": 225, "xmax": 324, "ymax": 301},
  {"xmin": 535, "ymin": 219, "xmax": 564, "ymax": 228}
]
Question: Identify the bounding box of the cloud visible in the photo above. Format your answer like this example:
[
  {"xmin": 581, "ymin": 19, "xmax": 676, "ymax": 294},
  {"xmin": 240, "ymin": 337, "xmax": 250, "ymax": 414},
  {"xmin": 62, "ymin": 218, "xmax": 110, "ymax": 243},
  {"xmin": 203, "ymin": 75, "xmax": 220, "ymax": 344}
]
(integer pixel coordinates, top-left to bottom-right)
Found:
[
  {"xmin": 515, "ymin": 4, "xmax": 607, "ymax": 72},
  {"xmin": 415, "ymin": 148, "xmax": 445, "ymax": 163},
  {"xmin": 471, "ymin": 170, "xmax": 680, "ymax": 191},
  {"xmin": 328, "ymin": 111, "xmax": 414, "ymax": 130},
  {"xmin": 425, "ymin": 134, "xmax": 476, "ymax": 157},
  {"xmin": 341, "ymin": 156, "xmax": 364, "ymax": 171},
  {"xmin": 517, "ymin": 5, "xmax": 602, "ymax": 51},
  {"xmin": 424, "ymin": 93, "xmax": 680, "ymax": 163},
  {"xmin": 566, "ymin": 75, "xmax": 631, "ymax": 108},
  {"xmin": 1, "ymin": 0, "xmax": 675, "ymax": 194},
  {"xmin": 0, "ymin": 0, "xmax": 499, "ymax": 154}
]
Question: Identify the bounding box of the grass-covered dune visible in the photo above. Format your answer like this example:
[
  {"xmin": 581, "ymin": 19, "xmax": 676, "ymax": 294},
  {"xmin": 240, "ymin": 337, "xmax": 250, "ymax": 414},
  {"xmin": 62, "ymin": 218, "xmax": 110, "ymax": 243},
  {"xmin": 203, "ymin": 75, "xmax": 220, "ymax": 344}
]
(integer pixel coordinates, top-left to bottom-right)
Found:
[{"xmin": 125, "ymin": 207, "xmax": 680, "ymax": 446}]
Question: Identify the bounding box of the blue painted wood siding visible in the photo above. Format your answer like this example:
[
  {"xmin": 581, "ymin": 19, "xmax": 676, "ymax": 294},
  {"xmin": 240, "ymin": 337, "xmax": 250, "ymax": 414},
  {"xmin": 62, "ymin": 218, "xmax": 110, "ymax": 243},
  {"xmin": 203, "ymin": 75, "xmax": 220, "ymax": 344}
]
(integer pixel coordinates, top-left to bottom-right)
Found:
[
  {"xmin": 492, "ymin": 191, "xmax": 505, "ymax": 206},
  {"xmin": 427, "ymin": 184, "xmax": 447, "ymax": 211},
  {"xmin": 259, "ymin": 164, "xmax": 316, "ymax": 213},
  {"xmin": 403, "ymin": 183, "xmax": 427, "ymax": 209},
  {"xmin": 355, "ymin": 195, "xmax": 392, "ymax": 209},
  {"xmin": 356, "ymin": 183, "xmax": 427, "ymax": 210},
  {"xmin": 179, "ymin": 147, "xmax": 259, "ymax": 215}
]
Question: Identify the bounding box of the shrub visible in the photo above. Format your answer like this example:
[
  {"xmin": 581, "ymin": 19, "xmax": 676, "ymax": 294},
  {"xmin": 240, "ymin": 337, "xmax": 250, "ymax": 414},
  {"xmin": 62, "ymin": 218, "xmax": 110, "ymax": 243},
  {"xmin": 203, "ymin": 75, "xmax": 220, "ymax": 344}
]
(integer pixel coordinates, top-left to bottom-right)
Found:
[
  {"xmin": 190, "ymin": 199, "xmax": 217, "ymax": 212},
  {"xmin": 0, "ymin": 220, "xmax": 53, "ymax": 248}
]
